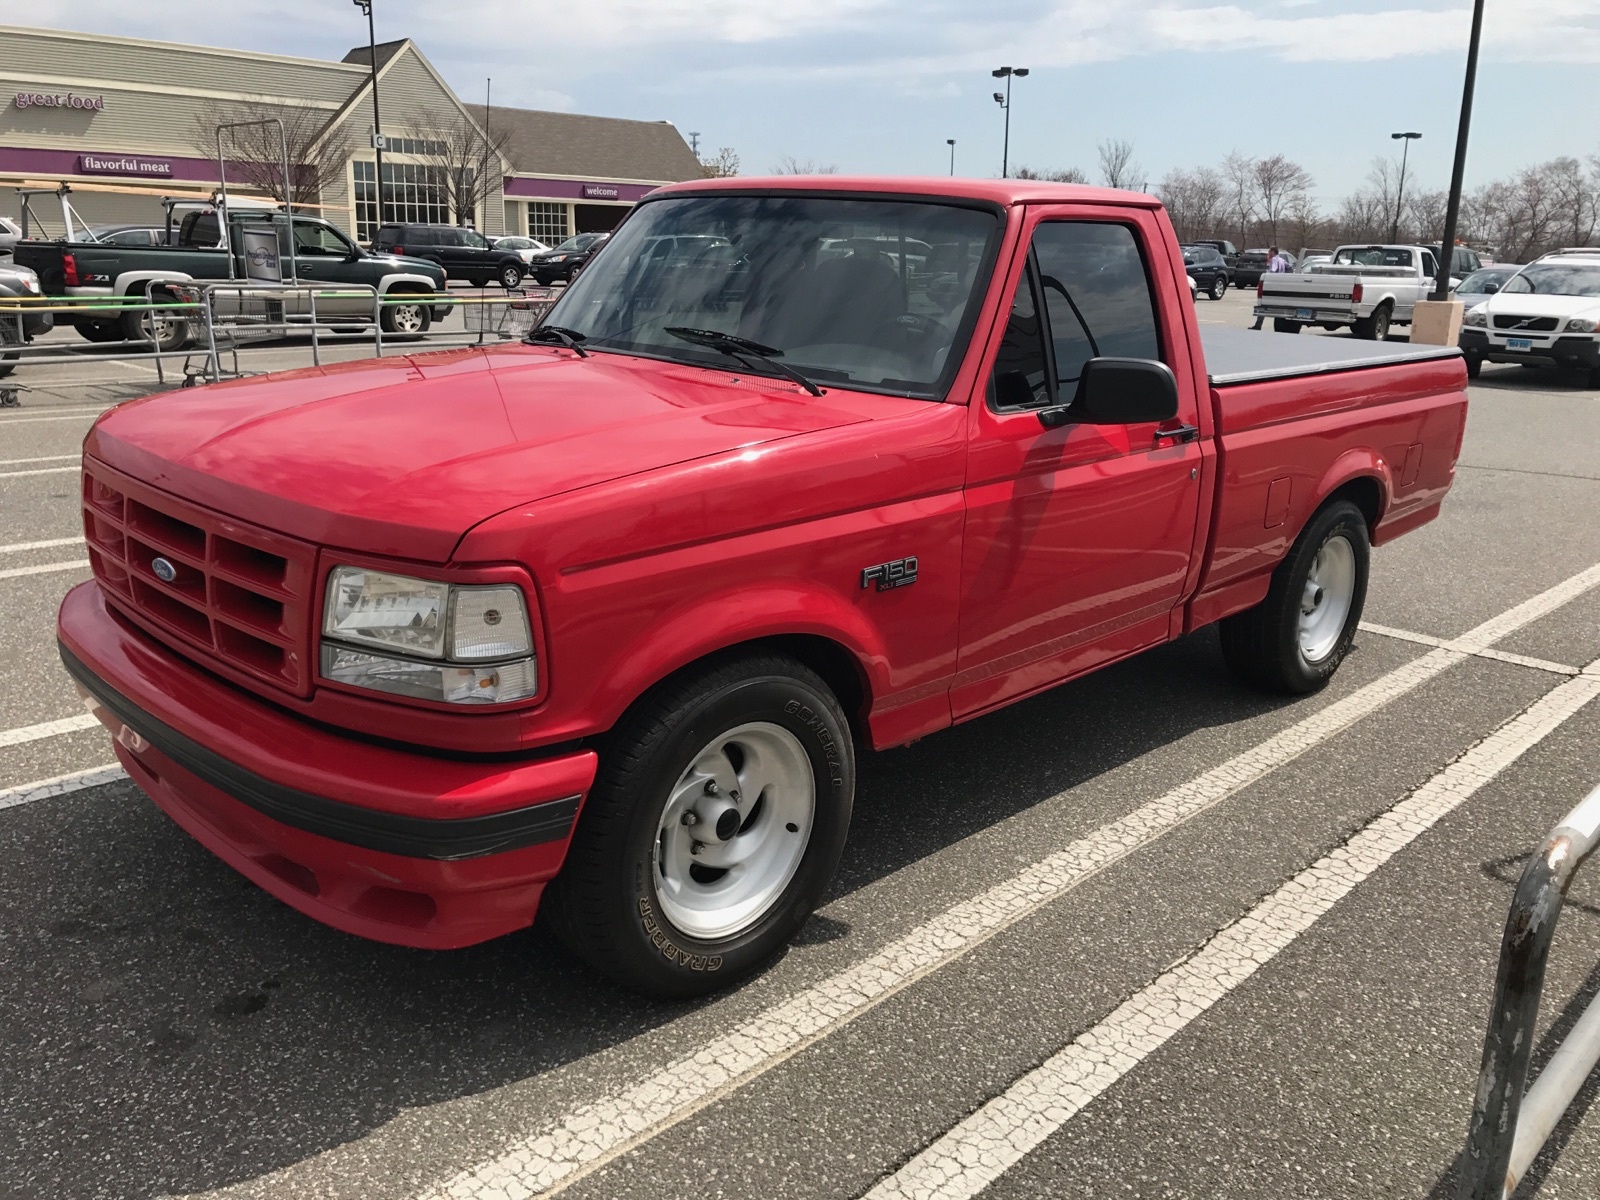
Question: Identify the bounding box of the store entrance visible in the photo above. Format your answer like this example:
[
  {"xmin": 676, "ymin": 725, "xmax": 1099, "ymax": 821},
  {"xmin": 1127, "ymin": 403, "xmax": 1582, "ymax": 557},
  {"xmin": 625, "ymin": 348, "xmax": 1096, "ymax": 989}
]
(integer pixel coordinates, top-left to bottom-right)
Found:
[{"xmin": 574, "ymin": 203, "xmax": 628, "ymax": 234}]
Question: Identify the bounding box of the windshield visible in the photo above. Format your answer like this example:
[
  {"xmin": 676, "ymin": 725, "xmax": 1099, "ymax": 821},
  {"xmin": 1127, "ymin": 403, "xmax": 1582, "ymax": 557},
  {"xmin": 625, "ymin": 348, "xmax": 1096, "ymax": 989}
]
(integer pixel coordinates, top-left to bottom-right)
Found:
[
  {"xmin": 552, "ymin": 234, "xmax": 598, "ymax": 253},
  {"xmin": 542, "ymin": 194, "xmax": 1000, "ymax": 399},
  {"xmin": 1501, "ymin": 263, "xmax": 1600, "ymax": 297},
  {"xmin": 1457, "ymin": 268, "xmax": 1514, "ymax": 293},
  {"xmin": 1333, "ymin": 247, "xmax": 1413, "ymax": 267}
]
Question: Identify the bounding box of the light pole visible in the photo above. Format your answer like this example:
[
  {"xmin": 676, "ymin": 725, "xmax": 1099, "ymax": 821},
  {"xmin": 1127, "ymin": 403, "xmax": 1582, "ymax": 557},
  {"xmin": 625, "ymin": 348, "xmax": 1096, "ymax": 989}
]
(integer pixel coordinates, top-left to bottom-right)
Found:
[
  {"xmin": 991, "ymin": 66, "xmax": 1028, "ymax": 179},
  {"xmin": 1390, "ymin": 131, "xmax": 1421, "ymax": 243},
  {"xmin": 947, "ymin": 138, "xmax": 956, "ymax": 176},
  {"xmin": 1433, "ymin": 0, "xmax": 1485, "ymax": 301},
  {"xmin": 353, "ymin": 0, "xmax": 386, "ymax": 230}
]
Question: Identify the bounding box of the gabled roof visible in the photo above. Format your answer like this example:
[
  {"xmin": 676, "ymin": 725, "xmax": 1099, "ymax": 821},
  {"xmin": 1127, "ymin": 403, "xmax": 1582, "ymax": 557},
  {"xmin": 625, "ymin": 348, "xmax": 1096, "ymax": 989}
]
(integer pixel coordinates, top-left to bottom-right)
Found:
[
  {"xmin": 341, "ymin": 40, "xmax": 408, "ymax": 71},
  {"xmin": 486, "ymin": 106, "xmax": 702, "ymax": 184}
]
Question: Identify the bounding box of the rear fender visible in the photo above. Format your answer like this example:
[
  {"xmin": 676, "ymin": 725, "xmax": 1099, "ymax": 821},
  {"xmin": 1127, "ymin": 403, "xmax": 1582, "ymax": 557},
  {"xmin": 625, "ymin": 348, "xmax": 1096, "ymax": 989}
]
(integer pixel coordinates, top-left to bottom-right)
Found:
[{"xmin": 1311, "ymin": 450, "xmax": 1391, "ymax": 531}]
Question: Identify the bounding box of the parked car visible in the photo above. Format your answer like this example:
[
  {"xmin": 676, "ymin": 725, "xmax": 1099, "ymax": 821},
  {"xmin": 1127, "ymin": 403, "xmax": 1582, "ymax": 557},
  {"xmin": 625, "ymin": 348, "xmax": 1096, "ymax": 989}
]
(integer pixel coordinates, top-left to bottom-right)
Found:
[
  {"xmin": 86, "ymin": 225, "xmax": 170, "ymax": 247},
  {"xmin": 1232, "ymin": 248, "xmax": 1273, "ymax": 287},
  {"xmin": 1460, "ymin": 248, "xmax": 1600, "ymax": 384},
  {"xmin": 13, "ymin": 200, "xmax": 448, "ymax": 350},
  {"xmin": 1255, "ymin": 243, "xmax": 1445, "ymax": 339},
  {"xmin": 0, "ymin": 260, "xmax": 50, "ymax": 377},
  {"xmin": 1180, "ymin": 243, "xmax": 1229, "ymax": 299},
  {"xmin": 58, "ymin": 175, "xmax": 1468, "ymax": 998},
  {"xmin": 1189, "ymin": 238, "xmax": 1239, "ymax": 279},
  {"xmin": 1453, "ymin": 264, "xmax": 1521, "ymax": 309},
  {"xmin": 370, "ymin": 223, "xmax": 526, "ymax": 289},
  {"xmin": 492, "ymin": 234, "xmax": 552, "ymax": 267},
  {"xmin": 527, "ymin": 231, "xmax": 609, "ymax": 285},
  {"xmin": 0, "ymin": 215, "xmax": 22, "ymax": 257},
  {"xmin": 1428, "ymin": 243, "xmax": 1483, "ymax": 281}
]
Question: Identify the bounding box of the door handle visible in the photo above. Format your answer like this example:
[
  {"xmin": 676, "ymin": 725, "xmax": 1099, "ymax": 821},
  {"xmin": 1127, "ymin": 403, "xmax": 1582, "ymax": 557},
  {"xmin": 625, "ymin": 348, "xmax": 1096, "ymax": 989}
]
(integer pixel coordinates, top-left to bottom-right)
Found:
[{"xmin": 1154, "ymin": 423, "xmax": 1200, "ymax": 447}]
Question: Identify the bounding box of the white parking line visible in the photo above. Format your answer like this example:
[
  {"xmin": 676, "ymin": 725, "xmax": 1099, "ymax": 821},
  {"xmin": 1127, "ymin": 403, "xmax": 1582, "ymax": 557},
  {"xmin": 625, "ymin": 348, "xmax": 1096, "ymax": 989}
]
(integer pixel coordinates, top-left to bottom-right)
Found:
[
  {"xmin": 0, "ymin": 558, "xmax": 90, "ymax": 581},
  {"xmin": 416, "ymin": 564, "xmax": 1600, "ymax": 1200},
  {"xmin": 0, "ymin": 412, "xmax": 105, "ymax": 425},
  {"xmin": 1360, "ymin": 622, "xmax": 1582, "ymax": 676},
  {"xmin": 0, "ymin": 764, "xmax": 124, "ymax": 812},
  {"xmin": 0, "ymin": 714, "xmax": 99, "ymax": 748},
  {"xmin": 866, "ymin": 654, "xmax": 1600, "ymax": 1200},
  {"xmin": 0, "ymin": 466, "xmax": 77, "ymax": 479},
  {"xmin": 0, "ymin": 454, "xmax": 78, "ymax": 467},
  {"xmin": 0, "ymin": 537, "xmax": 84, "ymax": 555}
]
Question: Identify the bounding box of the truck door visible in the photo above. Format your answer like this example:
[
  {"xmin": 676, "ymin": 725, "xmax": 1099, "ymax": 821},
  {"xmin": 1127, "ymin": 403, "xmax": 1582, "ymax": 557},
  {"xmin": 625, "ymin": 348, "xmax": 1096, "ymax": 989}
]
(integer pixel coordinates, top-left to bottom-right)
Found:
[
  {"xmin": 952, "ymin": 207, "xmax": 1206, "ymax": 718},
  {"xmin": 284, "ymin": 220, "xmax": 364, "ymax": 317}
]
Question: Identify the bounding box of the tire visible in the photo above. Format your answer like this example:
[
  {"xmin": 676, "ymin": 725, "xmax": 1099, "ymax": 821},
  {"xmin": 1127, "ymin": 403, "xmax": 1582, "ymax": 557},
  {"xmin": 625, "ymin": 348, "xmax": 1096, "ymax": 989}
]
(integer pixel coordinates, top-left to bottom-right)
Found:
[
  {"xmin": 1209, "ymin": 275, "xmax": 1227, "ymax": 301},
  {"xmin": 1273, "ymin": 318, "xmax": 1302, "ymax": 334},
  {"xmin": 379, "ymin": 293, "xmax": 431, "ymax": 336},
  {"xmin": 533, "ymin": 272, "xmax": 553, "ymax": 287},
  {"xmin": 543, "ymin": 653, "xmax": 855, "ymax": 998},
  {"xmin": 1353, "ymin": 303, "xmax": 1392, "ymax": 341},
  {"xmin": 1465, "ymin": 355, "xmax": 1482, "ymax": 378},
  {"xmin": 499, "ymin": 263, "xmax": 524, "ymax": 289},
  {"xmin": 1587, "ymin": 365, "xmax": 1600, "ymax": 390},
  {"xmin": 1219, "ymin": 499, "xmax": 1370, "ymax": 695},
  {"xmin": 465, "ymin": 275, "xmax": 489, "ymax": 288},
  {"xmin": 121, "ymin": 289, "xmax": 190, "ymax": 352},
  {"xmin": 77, "ymin": 319, "xmax": 122, "ymax": 344}
]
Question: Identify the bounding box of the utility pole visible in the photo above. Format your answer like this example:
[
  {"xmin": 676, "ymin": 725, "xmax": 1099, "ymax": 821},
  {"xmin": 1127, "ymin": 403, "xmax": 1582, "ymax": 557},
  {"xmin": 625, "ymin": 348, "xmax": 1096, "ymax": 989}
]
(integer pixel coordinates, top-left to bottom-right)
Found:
[
  {"xmin": 947, "ymin": 138, "xmax": 956, "ymax": 176},
  {"xmin": 1390, "ymin": 131, "xmax": 1421, "ymax": 243},
  {"xmin": 1433, "ymin": 0, "xmax": 1484, "ymax": 301},
  {"xmin": 991, "ymin": 66, "xmax": 1028, "ymax": 179},
  {"xmin": 352, "ymin": 0, "xmax": 386, "ymax": 229},
  {"xmin": 688, "ymin": 131, "xmax": 702, "ymax": 158}
]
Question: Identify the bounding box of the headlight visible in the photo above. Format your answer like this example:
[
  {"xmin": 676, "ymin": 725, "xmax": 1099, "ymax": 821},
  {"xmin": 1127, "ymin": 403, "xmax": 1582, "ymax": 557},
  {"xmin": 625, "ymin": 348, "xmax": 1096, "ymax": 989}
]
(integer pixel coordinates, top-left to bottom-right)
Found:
[
  {"xmin": 1565, "ymin": 316, "xmax": 1599, "ymax": 333},
  {"xmin": 321, "ymin": 566, "xmax": 537, "ymax": 705},
  {"xmin": 1463, "ymin": 307, "xmax": 1488, "ymax": 327}
]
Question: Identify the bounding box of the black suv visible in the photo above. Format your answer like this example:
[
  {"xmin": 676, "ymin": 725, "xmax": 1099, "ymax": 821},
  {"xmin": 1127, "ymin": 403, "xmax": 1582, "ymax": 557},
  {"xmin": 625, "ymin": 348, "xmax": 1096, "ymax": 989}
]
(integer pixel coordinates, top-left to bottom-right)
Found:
[
  {"xmin": 527, "ymin": 232, "xmax": 610, "ymax": 285},
  {"xmin": 370, "ymin": 223, "xmax": 525, "ymax": 288},
  {"xmin": 1180, "ymin": 244, "xmax": 1230, "ymax": 300}
]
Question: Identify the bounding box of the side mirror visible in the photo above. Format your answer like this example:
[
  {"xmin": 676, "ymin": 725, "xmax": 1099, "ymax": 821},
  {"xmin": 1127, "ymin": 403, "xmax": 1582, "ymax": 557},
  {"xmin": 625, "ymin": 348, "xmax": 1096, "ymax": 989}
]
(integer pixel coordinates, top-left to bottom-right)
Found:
[
  {"xmin": 1482, "ymin": 282, "xmax": 1499, "ymax": 295},
  {"xmin": 1040, "ymin": 357, "xmax": 1179, "ymax": 428}
]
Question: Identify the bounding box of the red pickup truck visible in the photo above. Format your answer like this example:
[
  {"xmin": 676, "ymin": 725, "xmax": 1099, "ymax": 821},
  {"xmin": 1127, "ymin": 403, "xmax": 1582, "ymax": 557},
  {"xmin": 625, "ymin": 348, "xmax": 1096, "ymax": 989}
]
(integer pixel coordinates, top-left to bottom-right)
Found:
[{"xmin": 59, "ymin": 177, "xmax": 1467, "ymax": 998}]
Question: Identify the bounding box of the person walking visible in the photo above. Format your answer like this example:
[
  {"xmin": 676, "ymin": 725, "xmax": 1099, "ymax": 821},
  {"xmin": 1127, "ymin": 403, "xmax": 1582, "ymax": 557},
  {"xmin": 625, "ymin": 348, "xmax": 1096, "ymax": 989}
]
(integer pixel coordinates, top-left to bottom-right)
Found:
[{"xmin": 1249, "ymin": 246, "xmax": 1294, "ymax": 329}]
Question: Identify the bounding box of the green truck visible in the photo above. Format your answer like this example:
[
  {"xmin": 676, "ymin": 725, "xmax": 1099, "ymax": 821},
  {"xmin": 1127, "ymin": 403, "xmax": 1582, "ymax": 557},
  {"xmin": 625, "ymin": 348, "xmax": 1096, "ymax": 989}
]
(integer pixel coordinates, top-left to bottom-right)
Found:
[{"xmin": 14, "ymin": 200, "xmax": 448, "ymax": 350}]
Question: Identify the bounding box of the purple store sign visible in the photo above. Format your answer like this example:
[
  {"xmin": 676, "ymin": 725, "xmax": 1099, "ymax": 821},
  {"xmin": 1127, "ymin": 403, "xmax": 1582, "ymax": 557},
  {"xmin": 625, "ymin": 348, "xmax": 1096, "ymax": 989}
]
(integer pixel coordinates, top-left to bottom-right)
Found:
[
  {"xmin": 79, "ymin": 153, "xmax": 174, "ymax": 178},
  {"xmin": 580, "ymin": 183, "xmax": 621, "ymax": 200}
]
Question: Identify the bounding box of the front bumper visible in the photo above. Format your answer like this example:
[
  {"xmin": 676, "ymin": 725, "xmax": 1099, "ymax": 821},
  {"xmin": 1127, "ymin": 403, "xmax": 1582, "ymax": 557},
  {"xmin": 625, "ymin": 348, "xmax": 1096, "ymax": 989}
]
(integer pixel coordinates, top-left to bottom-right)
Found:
[
  {"xmin": 1459, "ymin": 328, "xmax": 1600, "ymax": 369},
  {"xmin": 58, "ymin": 581, "xmax": 598, "ymax": 949}
]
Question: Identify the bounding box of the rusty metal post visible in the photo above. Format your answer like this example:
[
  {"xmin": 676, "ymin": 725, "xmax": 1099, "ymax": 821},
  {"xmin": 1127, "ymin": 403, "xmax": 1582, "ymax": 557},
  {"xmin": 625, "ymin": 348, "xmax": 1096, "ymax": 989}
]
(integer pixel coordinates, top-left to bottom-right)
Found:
[{"xmin": 1457, "ymin": 782, "xmax": 1600, "ymax": 1199}]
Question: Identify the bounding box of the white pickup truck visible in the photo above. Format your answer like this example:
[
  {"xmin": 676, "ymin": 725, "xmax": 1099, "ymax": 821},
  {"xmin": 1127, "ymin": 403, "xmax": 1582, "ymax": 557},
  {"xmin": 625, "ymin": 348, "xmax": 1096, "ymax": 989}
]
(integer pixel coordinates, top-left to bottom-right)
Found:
[{"xmin": 1254, "ymin": 243, "xmax": 1443, "ymax": 340}]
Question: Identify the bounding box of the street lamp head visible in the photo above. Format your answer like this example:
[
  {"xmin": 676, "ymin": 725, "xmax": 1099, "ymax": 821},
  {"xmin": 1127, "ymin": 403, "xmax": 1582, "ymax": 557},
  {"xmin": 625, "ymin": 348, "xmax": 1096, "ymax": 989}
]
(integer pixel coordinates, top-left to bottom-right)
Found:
[
  {"xmin": 992, "ymin": 67, "xmax": 1011, "ymax": 77},
  {"xmin": 1013, "ymin": 68, "xmax": 1030, "ymax": 77},
  {"xmin": 993, "ymin": 92, "xmax": 1005, "ymax": 104},
  {"xmin": 1392, "ymin": 131, "xmax": 1422, "ymax": 139},
  {"xmin": 947, "ymin": 138, "xmax": 956, "ymax": 146},
  {"xmin": 352, "ymin": 0, "xmax": 371, "ymax": 11}
]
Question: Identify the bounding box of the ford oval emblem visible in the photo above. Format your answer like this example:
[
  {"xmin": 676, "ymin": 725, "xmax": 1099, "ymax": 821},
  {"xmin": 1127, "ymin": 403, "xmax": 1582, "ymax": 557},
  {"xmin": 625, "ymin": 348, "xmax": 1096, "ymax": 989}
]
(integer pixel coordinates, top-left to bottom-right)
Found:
[{"xmin": 151, "ymin": 556, "xmax": 177, "ymax": 583}]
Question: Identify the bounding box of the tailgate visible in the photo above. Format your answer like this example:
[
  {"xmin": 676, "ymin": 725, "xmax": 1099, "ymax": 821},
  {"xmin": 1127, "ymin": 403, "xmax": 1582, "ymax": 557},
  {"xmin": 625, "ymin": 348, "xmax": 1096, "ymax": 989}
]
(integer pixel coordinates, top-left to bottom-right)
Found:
[{"xmin": 1259, "ymin": 273, "xmax": 1356, "ymax": 301}]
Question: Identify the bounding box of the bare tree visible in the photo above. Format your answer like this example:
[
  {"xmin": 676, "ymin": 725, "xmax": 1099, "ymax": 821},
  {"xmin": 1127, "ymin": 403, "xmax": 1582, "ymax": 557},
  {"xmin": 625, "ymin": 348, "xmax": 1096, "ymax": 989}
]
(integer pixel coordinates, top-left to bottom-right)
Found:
[
  {"xmin": 1547, "ymin": 156, "xmax": 1599, "ymax": 248},
  {"xmin": 1253, "ymin": 154, "xmax": 1313, "ymax": 246},
  {"xmin": 408, "ymin": 107, "xmax": 515, "ymax": 227},
  {"xmin": 772, "ymin": 155, "xmax": 839, "ymax": 175},
  {"xmin": 194, "ymin": 98, "xmax": 351, "ymax": 210},
  {"xmin": 1405, "ymin": 189, "xmax": 1449, "ymax": 243},
  {"xmin": 701, "ymin": 147, "xmax": 741, "ymax": 178},
  {"xmin": 1013, "ymin": 165, "xmax": 1089, "ymax": 183},
  {"xmin": 1097, "ymin": 139, "xmax": 1142, "ymax": 190},
  {"xmin": 1221, "ymin": 152, "xmax": 1256, "ymax": 247},
  {"xmin": 1286, "ymin": 191, "xmax": 1324, "ymax": 253}
]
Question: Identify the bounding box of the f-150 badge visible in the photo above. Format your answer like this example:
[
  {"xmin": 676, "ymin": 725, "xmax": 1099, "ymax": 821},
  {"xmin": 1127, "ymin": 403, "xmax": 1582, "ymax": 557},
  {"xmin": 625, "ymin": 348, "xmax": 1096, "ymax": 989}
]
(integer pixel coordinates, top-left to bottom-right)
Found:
[{"xmin": 861, "ymin": 557, "xmax": 918, "ymax": 591}]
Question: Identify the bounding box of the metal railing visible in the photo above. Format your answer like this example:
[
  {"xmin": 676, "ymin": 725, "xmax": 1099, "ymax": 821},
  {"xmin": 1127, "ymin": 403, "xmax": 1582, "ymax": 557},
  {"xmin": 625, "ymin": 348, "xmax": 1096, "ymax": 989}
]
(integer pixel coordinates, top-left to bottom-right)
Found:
[{"xmin": 1458, "ymin": 782, "xmax": 1600, "ymax": 1199}]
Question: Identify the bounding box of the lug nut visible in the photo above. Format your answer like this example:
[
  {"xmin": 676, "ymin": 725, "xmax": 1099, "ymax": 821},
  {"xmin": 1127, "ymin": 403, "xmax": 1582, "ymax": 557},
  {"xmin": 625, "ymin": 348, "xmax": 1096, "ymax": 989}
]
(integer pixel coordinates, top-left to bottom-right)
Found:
[
  {"xmin": 704, "ymin": 780, "xmax": 719, "ymax": 796},
  {"xmin": 690, "ymin": 841, "xmax": 705, "ymax": 856},
  {"xmin": 681, "ymin": 811, "xmax": 699, "ymax": 826}
]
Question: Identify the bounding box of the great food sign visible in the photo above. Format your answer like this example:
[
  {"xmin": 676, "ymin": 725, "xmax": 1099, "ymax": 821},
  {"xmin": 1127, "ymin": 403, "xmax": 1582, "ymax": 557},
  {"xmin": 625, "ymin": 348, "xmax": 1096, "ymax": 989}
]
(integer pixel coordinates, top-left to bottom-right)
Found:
[{"xmin": 15, "ymin": 91, "xmax": 105, "ymax": 111}]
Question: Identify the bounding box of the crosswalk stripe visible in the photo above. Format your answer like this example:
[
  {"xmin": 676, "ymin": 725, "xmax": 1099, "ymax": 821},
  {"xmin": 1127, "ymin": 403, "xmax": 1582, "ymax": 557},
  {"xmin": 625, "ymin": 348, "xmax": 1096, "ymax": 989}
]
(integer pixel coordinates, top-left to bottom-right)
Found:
[
  {"xmin": 866, "ymin": 656, "xmax": 1600, "ymax": 1199},
  {"xmin": 414, "ymin": 565, "xmax": 1600, "ymax": 1200}
]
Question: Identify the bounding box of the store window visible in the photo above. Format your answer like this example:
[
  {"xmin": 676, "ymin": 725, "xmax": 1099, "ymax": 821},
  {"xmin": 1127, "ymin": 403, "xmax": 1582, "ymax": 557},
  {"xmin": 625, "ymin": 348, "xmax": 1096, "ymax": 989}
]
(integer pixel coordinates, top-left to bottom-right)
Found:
[
  {"xmin": 354, "ymin": 160, "xmax": 471, "ymax": 243},
  {"xmin": 527, "ymin": 201, "xmax": 569, "ymax": 245}
]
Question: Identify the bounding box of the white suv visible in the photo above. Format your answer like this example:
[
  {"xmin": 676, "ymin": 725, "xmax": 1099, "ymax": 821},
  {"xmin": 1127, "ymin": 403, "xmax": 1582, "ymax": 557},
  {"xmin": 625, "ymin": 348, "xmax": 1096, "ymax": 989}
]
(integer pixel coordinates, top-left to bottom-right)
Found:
[{"xmin": 1460, "ymin": 248, "xmax": 1600, "ymax": 386}]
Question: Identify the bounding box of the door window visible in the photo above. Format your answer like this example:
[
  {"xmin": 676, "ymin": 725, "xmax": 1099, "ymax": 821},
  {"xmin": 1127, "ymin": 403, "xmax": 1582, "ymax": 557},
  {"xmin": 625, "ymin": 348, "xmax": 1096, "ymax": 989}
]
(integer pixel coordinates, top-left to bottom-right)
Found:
[
  {"xmin": 291, "ymin": 222, "xmax": 354, "ymax": 257},
  {"xmin": 1421, "ymin": 250, "xmax": 1438, "ymax": 278}
]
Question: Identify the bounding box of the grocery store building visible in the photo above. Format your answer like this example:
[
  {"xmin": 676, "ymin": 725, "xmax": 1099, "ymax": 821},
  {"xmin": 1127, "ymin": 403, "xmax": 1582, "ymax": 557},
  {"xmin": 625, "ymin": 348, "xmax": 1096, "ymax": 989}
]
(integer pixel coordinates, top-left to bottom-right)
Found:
[{"xmin": 0, "ymin": 24, "xmax": 703, "ymax": 243}]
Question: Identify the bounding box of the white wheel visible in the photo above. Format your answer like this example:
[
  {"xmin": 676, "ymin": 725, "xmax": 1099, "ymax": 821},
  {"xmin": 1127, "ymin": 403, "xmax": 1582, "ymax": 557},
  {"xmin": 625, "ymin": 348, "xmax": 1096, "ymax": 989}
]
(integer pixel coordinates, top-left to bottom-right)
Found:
[
  {"xmin": 1298, "ymin": 535, "xmax": 1357, "ymax": 664},
  {"xmin": 652, "ymin": 721, "xmax": 815, "ymax": 940}
]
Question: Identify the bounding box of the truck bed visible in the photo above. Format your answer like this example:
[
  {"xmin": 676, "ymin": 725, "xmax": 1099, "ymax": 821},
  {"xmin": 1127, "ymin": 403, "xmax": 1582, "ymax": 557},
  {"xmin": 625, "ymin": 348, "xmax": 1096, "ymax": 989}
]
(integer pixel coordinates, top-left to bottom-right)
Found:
[{"xmin": 1200, "ymin": 325, "xmax": 1459, "ymax": 386}]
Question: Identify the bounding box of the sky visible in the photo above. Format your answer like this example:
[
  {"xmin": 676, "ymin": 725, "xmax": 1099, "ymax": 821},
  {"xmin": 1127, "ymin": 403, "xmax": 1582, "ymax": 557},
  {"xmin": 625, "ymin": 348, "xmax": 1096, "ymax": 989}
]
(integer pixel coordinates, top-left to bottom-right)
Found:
[{"xmin": 16, "ymin": 1, "xmax": 1600, "ymax": 206}]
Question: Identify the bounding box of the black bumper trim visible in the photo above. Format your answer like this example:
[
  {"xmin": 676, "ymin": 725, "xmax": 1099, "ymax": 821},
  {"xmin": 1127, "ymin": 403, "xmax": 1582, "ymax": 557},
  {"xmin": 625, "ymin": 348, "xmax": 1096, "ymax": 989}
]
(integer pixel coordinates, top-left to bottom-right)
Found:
[{"xmin": 60, "ymin": 644, "xmax": 580, "ymax": 861}]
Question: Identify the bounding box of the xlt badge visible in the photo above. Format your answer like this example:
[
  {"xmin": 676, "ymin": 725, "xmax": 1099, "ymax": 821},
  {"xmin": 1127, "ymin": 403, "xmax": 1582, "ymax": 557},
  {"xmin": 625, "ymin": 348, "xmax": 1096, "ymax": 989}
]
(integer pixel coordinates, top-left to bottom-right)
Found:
[{"xmin": 861, "ymin": 557, "xmax": 918, "ymax": 591}]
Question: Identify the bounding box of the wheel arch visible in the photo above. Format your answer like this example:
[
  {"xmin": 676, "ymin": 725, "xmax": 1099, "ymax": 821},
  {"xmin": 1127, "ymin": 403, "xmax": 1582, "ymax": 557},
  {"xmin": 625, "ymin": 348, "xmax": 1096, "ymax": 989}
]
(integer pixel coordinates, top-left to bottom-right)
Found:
[{"xmin": 1315, "ymin": 467, "xmax": 1387, "ymax": 538}]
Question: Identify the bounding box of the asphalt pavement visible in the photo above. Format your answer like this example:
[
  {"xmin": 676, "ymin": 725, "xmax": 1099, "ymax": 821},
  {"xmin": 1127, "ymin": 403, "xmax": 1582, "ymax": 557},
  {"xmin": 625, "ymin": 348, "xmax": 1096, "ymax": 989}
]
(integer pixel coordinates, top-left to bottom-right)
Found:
[{"xmin": 3, "ymin": 285, "xmax": 1600, "ymax": 1200}]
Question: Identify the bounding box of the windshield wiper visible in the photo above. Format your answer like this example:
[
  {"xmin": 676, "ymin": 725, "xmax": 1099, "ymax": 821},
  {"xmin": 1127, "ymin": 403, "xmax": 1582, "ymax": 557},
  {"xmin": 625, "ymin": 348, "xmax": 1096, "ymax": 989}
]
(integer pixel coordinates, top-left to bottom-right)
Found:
[
  {"xmin": 662, "ymin": 327, "xmax": 823, "ymax": 396},
  {"xmin": 525, "ymin": 325, "xmax": 590, "ymax": 357}
]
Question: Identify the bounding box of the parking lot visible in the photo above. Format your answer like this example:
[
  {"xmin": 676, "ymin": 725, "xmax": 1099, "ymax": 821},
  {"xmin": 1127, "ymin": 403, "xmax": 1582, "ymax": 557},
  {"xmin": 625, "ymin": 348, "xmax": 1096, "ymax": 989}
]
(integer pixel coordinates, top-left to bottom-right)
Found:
[{"xmin": 4, "ymin": 288, "xmax": 1600, "ymax": 1200}]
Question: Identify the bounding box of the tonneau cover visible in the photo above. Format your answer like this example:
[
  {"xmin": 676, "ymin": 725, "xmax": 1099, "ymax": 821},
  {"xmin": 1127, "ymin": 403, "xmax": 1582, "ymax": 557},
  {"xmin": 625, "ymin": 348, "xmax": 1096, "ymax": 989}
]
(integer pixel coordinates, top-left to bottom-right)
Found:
[{"xmin": 1201, "ymin": 325, "xmax": 1459, "ymax": 386}]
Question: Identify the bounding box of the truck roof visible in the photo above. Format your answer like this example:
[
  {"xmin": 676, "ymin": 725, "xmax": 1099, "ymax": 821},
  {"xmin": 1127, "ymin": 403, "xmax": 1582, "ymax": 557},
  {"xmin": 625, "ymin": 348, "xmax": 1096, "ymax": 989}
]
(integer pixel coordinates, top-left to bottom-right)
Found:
[{"xmin": 650, "ymin": 175, "xmax": 1162, "ymax": 209}]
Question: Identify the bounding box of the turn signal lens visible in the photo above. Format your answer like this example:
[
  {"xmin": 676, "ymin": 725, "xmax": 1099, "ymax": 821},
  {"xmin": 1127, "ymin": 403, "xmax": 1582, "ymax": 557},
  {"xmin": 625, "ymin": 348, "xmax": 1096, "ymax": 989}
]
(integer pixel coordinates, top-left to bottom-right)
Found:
[{"xmin": 450, "ymin": 586, "xmax": 533, "ymax": 660}]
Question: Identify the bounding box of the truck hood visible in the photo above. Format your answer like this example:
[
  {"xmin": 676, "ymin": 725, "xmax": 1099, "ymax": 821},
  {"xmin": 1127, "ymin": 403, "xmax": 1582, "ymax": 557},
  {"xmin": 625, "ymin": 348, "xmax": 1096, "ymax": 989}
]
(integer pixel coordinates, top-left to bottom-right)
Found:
[{"xmin": 85, "ymin": 347, "xmax": 873, "ymax": 562}]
